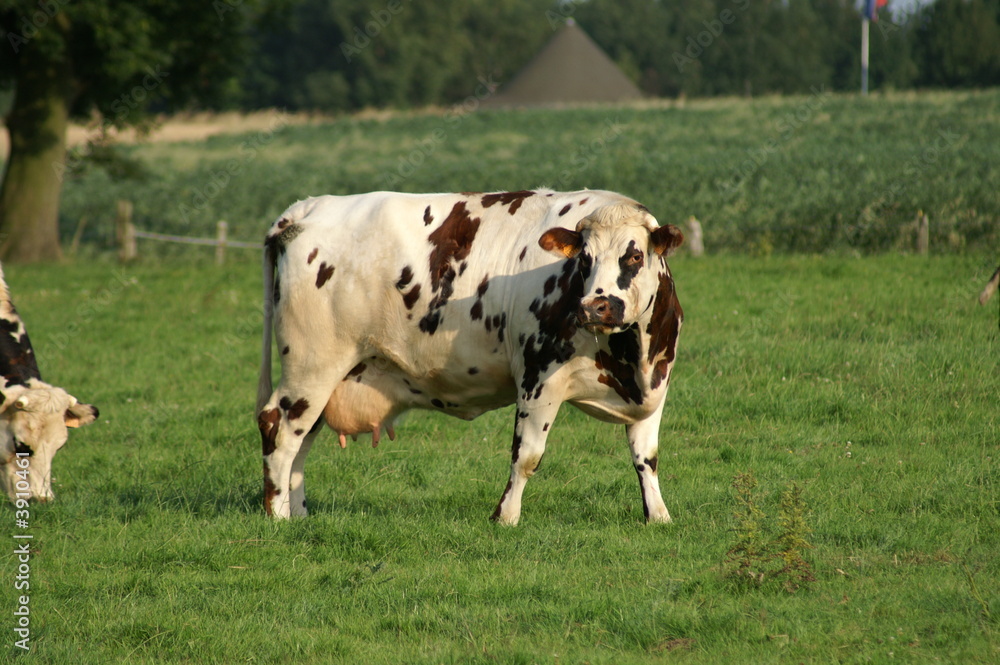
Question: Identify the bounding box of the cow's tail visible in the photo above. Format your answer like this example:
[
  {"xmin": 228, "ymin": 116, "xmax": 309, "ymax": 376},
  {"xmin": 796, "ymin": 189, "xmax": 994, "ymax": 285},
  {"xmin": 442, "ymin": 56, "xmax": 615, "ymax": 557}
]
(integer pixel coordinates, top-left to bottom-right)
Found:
[{"xmin": 257, "ymin": 243, "xmax": 276, "ymax": 415}]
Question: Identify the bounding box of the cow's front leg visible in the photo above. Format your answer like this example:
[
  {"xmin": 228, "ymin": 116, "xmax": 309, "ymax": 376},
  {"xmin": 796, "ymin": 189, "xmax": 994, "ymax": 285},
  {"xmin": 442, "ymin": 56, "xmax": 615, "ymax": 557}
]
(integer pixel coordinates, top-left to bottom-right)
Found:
[
  {"xmin": 491, "ymin": 398, "xmax": 562, "ymax": 526},
  {"xmin": 625, "ymin": 403, "xmax": 671, "ymax": 523}
]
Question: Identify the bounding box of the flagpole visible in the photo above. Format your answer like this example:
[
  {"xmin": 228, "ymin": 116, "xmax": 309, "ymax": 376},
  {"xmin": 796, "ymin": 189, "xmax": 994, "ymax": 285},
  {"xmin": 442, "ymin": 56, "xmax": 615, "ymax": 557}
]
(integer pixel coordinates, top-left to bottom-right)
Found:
[{"xmin": 861, "ymin": 16, "xmax": 870, "ymax": 95}]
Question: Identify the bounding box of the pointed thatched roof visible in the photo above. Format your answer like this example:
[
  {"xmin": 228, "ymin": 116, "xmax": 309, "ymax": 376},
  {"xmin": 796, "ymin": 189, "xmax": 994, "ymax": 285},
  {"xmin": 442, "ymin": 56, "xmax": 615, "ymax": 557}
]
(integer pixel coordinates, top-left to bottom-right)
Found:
[{"xmin": 483, "ymin": 20, "xmax": 642, "ymax": 108}]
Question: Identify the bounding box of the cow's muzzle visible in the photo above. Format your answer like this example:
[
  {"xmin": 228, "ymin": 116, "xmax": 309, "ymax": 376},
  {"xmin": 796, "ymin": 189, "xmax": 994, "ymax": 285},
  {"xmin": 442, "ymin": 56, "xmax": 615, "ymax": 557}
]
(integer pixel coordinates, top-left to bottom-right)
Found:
[{"xmin": 577, "ymin": 296, "xmax": 625, "ymax": 334}]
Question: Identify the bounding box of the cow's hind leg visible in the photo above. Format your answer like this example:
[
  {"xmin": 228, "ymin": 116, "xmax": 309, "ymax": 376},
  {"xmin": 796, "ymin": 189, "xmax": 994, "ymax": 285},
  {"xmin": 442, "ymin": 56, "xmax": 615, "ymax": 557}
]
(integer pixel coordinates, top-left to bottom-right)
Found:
[
  {"xmin": 258, "ymin": 370, "xmax": 344, "ymax": 519},
  {"xmin": 288, "ymin": 417, "xmax": 324, "ymax": 516},
  {"xmin": 491, "ymin": 397, "xmax": 561, "ymax": 526},
  {"xmin": 625, "ymin": 404, "xmax": 671, "ymax": 523}
]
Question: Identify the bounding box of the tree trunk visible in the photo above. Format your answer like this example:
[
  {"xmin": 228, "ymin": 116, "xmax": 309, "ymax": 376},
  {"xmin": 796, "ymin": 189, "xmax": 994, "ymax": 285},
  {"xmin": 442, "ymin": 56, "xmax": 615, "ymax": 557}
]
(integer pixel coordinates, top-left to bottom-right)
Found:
[{"xmin": 0, "ymin": 30, "xmax": 73, "ymax": 263}]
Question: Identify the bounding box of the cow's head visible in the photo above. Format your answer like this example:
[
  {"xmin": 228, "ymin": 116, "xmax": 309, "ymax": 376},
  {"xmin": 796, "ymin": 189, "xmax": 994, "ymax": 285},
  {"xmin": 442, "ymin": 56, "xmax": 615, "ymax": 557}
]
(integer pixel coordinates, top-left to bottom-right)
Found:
[
  {"xmin": 0, "ymin": 382, "xmax": 98, "ymax": 502},
  {"xmin": 539, "ymin": 203, "xmax": 683, "ymax": 334}
]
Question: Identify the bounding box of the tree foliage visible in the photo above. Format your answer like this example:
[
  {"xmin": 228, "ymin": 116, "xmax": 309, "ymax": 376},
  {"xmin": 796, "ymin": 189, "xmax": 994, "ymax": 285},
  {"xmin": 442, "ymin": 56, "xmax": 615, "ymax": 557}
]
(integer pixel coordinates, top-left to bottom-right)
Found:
[
  {"xmin": 0, "ymin": 0, "xmax": 283, "ymax": 261},
  {"xmin": 230, "ymin": 0, "xmax": 1000, "ymax": 112},
  {"xmin": 236, "ymin": 0, "xmax": 555, "ymax": 112}
]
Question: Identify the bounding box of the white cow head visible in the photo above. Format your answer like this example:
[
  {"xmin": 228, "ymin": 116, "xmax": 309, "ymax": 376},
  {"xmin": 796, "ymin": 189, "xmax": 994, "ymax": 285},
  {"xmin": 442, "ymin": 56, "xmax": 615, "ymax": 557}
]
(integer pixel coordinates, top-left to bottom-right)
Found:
[
  {"xmin": 539, "ymin": 203, "xmax": 683, "ymax": 334},
  {"xmin": 0, "ymin": 381, "xmax": 98, "ymax": 502}
]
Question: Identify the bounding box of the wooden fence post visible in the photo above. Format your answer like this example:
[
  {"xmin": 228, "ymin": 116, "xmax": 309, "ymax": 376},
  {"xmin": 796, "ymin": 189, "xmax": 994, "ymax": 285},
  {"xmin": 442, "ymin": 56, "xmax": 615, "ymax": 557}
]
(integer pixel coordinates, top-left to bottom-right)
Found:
[
  {"xmin": 686, "ymin": 216, "xmax": 704, "ymax": 257},
  {"xmin": 116, "ymin": 200, "xmax": 136, "ymax": 262},
  {"xmin": 916, "ymin": 211, "xmax": 929, "ymax": 255},
  {"xmin": 216, "ymin": 221, "xmax": 228, "ymax": 266}
]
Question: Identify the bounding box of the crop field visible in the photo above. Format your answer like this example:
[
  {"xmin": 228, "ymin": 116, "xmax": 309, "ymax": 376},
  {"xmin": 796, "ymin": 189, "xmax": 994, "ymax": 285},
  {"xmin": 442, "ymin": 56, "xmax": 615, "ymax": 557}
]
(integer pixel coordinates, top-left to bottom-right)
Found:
[
  {"xmin": 2, "ymin": 89, "xmax": 999, "ymax": 663},
  {"xmin": 60, "ymin": 89, "xmax": 1000, "ymax": 255},
  {"xmin": 1, "ymin": 252, "xmax": 997, "ymax": 663}
]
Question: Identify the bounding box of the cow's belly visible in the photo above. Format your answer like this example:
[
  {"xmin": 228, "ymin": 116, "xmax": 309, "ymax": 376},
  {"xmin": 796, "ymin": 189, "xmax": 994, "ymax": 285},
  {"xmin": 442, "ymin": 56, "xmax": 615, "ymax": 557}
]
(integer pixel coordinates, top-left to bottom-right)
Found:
[
  {"xmin": 569, "ymin": 397, "xmax": 660, "ymax": 425},
  {"xmin": 323, "ymin": 356, "xmax": 517, "ymax": 437}
]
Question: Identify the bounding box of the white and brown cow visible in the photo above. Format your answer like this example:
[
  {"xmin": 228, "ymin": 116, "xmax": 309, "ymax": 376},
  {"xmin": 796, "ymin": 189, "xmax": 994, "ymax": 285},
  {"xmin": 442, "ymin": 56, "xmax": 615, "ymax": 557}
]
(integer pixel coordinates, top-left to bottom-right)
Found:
[
  {"xmin": 257, "ymin": 189, "xmax": 683, "ymax": 523},
  {"xmin": 0, "ymin": 264, "xmax": 99, "ymax": 502}
]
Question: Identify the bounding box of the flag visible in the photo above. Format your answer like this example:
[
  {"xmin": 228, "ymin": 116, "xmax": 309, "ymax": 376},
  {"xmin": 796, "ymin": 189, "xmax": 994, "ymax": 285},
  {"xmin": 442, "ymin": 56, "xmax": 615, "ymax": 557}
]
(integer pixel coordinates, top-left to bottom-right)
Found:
[{"xmin": 864, "ymin": 0, "xmax": 889, "ymax": 22}]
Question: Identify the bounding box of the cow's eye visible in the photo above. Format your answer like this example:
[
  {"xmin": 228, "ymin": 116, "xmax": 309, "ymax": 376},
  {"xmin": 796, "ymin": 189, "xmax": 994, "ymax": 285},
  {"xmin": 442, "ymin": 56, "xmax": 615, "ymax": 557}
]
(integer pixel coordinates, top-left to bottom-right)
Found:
[{"xmin": 627, "ymin": 252, "xmax": 643, "ymax": 266}]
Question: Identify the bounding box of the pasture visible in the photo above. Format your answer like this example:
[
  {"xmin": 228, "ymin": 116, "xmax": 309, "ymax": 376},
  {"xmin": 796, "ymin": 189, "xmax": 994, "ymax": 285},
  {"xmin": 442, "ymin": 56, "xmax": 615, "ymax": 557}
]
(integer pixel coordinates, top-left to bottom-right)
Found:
[
  {"xmin": 3, "ymin": 89, "xmax": 1000, "ymax": 662},
  {"xmin": 1, "ymin": 252, "xmax": 997, "ymax": 663}
]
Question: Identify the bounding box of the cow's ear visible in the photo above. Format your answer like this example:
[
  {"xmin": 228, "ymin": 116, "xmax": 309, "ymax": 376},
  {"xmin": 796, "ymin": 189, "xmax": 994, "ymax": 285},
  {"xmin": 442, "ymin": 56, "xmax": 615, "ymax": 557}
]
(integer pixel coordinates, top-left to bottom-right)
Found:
[
  {"xmin": 651, "ymin": 224, "xmax": 684, "ymax": 256},
  {"xmin": 65, "ymin": 402, "xmax": 98, "ymax": 429},
  {"xmin": 538, "ymin": 227, "xmax": 582, "ymax": 259}
]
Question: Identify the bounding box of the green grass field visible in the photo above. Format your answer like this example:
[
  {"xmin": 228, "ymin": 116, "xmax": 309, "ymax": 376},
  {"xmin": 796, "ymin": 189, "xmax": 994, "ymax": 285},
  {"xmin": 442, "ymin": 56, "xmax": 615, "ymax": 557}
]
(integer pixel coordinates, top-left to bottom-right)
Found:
[{"xmin": 1, "ymin": 253, "xmax": 997, "ymax": 663}]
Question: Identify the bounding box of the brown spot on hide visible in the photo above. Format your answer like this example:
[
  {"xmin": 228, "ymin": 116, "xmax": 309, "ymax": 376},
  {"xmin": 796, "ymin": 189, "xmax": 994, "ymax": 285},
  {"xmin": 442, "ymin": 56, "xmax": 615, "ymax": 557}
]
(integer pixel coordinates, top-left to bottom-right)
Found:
[
  {"xmin": 519, "ymin": 258, "xmax": 583, "ymax": 396},
  {"xmin": 468, "ymin": 367, "xmax": 479, "ymax": 374},
  {"xmin": 403, "ymin": 284, "xmax": 421, "ymax": 309},
  {"xmin": 421, "ymin": 201, "xmax": 482, "ymax": 334},
  {"xmin": 423, "ymin": 206, "xmax": 434, "ymax": 225},
  {"xmin": 280, "ymin": 396, "xmax": 310, "ymax": 420},
  {"xmin": 481, "ymin": 190, "xmax": 534, "ymax": 215},
  {"xmin": 608, "ymin": 324, "xmax": 640, "ymax": 365},
  {"xmin": 645, "ymin": 457, "xmax": 658, "ymax": 473},
  {"xmin": 543, "ymin": 275, "xmax": 556, "ymax": 296},
  {"xmin": 558, "ymin": 203, "xmax": 573, "ymax": 216},
  {"xmin": 277, "ymin": 218, "xmax": 290, "ymax": 229},
  {"xmin": 396, "ymin": 266, "xmax": 414, "ymax": 290},
  {"xmin": 307, "ymin": 248, "xmax": 319, "ymax": 264},
  {"xmin": 282, "ymin": 346, "xmax": 290, "ymax": 355},
  {"xmin": 542, "ymin": 422, "xmax": 550, "ymax": 432},
  {"xmin": 651, "ymin": 359, "xmax": 672, "ymax": 391},
  {"xmin": 616, "ymin": 240, "xmax": 643, "ymax": 290},
  {"xmin": 595, "ymin": 349, "xmax": 643, "ymax": 405},
  {"xmin": 258, "ymin": 408, "xmax": 281, "ymax": 456},
  {"xmin": 0, "ymin": 309, "xmax": 41, "ymax": 385},
  {"xmin": 427, "ymin": 201, "xmax": 481, "ymax": 291},
  {"xmin": 294, "ymin": 429, "xmax": 304, "ymax": 436},
  {"xmin": 579, "ymin": 197, "xmax": 589, "ymax": 205},
  {"xmin": 518, "ymin": 246, "xmax": 527, "ymax": 262},
  {"xmin": 476, "ymin": 275, "xmax": 490, "ymax": 297},
  {"xmin": 646, "ymin": 271, "xmax": 683, "ymax": 390},
  {"xmin": 470, "ymin": 275, "xmax": 489, "ymax": 320},
  {"xmin": 316, "ymin": 262, "xmax": 335, "ymax": 288},
  {"xmin": 345, "ymin": 362, "xmax": 367, "ymax": 379}
]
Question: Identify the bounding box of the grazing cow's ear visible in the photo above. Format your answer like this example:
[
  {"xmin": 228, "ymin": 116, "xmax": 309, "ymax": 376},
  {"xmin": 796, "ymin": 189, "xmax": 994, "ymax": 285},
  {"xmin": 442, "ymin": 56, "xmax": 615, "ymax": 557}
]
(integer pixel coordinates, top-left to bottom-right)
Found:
[
  {"xmin": 538, "ymin": 227, "xmax": 582, "ymax": 259},
  {"xmin": 65, "ymin": 401, "xmax": 98, "ymax": 429},
  {"xmin": 651, "ymin": 224, "xmax": 684, "ymax": 256}
]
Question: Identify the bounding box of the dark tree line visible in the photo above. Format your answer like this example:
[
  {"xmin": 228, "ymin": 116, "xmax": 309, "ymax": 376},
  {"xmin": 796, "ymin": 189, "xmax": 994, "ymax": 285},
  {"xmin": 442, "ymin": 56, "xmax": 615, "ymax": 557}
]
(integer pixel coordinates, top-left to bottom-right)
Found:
[{"xmin": 228, "ymin": 0, "xmax": 1000, "ymax": 112}]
